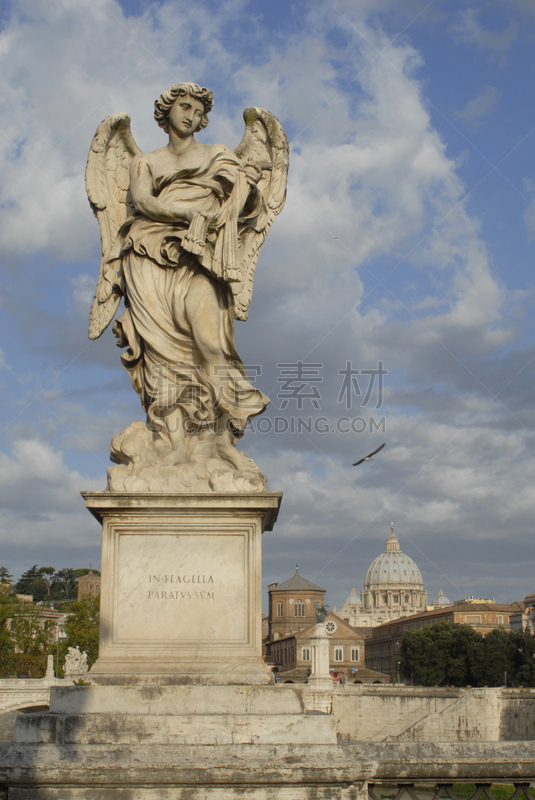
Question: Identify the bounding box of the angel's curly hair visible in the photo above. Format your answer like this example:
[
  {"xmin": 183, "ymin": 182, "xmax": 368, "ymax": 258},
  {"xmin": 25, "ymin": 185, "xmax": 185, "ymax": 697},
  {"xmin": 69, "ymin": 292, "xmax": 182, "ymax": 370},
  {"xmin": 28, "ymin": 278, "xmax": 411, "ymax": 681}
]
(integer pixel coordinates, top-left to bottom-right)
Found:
[{"xmin": 154, "ymin": 82, "xmax": 214, "ymax": 133}]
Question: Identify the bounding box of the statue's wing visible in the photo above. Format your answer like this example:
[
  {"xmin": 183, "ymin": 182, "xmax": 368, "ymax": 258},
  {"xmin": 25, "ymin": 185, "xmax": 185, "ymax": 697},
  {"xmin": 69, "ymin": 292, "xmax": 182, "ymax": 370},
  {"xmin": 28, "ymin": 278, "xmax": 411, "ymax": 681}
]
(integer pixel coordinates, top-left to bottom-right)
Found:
[
  {"xmin": 85, "ymin": 112, "xmax": 142, "ymax": 340},
  {"xmin": 233, "ymin": 107, "xmax": 289, "ymax": 321}
]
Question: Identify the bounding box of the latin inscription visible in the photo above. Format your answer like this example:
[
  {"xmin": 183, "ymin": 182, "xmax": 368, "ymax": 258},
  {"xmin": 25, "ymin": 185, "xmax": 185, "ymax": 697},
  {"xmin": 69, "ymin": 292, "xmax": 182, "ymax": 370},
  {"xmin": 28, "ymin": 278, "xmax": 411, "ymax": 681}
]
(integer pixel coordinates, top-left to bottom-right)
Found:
[
  {"xmin": 148, "ymin": 590, "xmax": 215, "ymax": 600},
  {"xmin": 148, "ymin": 574, "xmax": 215, "ymax": 601},
  {"xmin": 149, "ymin": 574, "xmax": 214, "ymax": 584}
]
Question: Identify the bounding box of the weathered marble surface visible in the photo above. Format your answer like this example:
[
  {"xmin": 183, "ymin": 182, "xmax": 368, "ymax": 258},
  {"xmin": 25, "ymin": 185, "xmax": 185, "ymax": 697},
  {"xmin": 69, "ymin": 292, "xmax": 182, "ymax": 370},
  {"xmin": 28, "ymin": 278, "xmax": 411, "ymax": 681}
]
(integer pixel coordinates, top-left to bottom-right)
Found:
[
  {"xmin": 48, "ymin": 684, "xmax": 306, "ymax": 715},
  {"xmin": 86, "ymin": 83, "xmax": 289, "ymax": 492},
  {"xmin": 107, "ymin": 420, "xmax": 267, "ymax": 493},
  {"xmin": 5, "ymin": 685, "xmax": 535, "ymax": 797},
  {"xmin": 15, "ymin": 685, "xmax": 336, "ymax": 747},
  {"xmin": 83, "ymin": 491, "xmax": 281, "ymax": 684}
]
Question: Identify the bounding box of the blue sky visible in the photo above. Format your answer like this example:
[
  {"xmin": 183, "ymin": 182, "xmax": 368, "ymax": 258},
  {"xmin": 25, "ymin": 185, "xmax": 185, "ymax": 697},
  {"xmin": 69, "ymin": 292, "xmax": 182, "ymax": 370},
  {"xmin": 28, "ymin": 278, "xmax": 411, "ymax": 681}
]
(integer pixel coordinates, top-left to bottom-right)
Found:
[{"xmin": 1, "ymin": 0, "xmax": 535, "ymax": 611}]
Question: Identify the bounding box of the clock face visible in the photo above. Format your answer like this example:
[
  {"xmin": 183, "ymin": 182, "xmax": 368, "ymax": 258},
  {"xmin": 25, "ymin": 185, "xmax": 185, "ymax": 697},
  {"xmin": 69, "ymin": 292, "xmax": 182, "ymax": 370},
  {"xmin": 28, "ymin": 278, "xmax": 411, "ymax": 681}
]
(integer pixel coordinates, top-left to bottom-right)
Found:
[{"xmin": 325, "ymin": 620, "xmax": 337, "ymax": 634}]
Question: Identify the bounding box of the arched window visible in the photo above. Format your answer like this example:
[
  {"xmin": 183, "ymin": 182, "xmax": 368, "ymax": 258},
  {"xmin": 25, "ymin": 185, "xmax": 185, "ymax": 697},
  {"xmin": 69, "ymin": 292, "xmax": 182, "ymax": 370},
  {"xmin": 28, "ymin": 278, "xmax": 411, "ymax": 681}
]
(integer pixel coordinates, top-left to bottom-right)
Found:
[
  {"xmin": 294, "ymin": 600, "xmax": 305, "ymax": 617},
  {"xmin": 301, "ymin": 647, "xmax": 311, "ymax": 661},
  {"xmin": 277, "ymin": 602, "xmax": 283, "ymax": 617},
  {"xmin": 334, "ymin": 648, "xmax": 343, "ymax": 662}
]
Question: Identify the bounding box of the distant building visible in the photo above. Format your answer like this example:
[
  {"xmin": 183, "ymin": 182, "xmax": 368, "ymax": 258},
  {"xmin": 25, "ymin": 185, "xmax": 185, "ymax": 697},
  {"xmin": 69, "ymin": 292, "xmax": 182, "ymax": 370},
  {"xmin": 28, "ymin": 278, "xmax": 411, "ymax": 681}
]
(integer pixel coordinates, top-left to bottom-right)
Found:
[
  {"xmin": 510, "ymin": 592, "xmax": 535, "ymax": 634},
  {"xmin": 38, "ymin": 607, "xmax": 68, "ymax": 640},
  {"xmin": 267, "ymin": 566, "xmax": 325, "ymax": 641},
  {"xmin": 265, "ymin": 611, "xmax": 388, "ymax": 684},
  {"xmin": 453, "ymin": 596, "xmax": 495, "ymax": 605},
  {"xmin": 365, "ymin": 601, "xmax": 524, "ymax": 680},
  {"xmin": 8, "ymin": 606, "xmax": 68, "ymax": 647},
  {"xmin": 77, "ymin": 571, "xmax": 101, "ymax": 600},
  {"xmin": 335, "ymin": 525, "xmax": 427, "ymax": 627},
  {"xmin": 265, "ymin": 567, "xmax": 388, "ymax": 684}
]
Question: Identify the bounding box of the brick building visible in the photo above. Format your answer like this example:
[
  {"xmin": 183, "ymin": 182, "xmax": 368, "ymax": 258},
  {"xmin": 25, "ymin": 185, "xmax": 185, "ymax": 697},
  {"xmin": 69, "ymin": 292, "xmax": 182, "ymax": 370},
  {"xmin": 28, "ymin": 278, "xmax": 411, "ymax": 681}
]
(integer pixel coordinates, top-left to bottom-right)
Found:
[
  {"xmin": 267, "ymin": 566, "xmax": 326, "ymax": 641},
  {"xmin": 265, "ymin": 567, "xmax": 389, "ymax": 684},
  {"xmin": 77, "ymin": 571, "xmax": 101, "ymax": 600}
]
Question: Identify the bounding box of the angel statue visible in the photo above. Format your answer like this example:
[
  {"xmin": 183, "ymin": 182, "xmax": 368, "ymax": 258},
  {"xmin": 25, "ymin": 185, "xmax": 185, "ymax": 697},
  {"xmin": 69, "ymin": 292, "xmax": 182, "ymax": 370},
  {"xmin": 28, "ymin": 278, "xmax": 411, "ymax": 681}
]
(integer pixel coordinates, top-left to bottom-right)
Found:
[{"xmin": 86, "ymin": 82, "xmax": 288, "ymax": 493}]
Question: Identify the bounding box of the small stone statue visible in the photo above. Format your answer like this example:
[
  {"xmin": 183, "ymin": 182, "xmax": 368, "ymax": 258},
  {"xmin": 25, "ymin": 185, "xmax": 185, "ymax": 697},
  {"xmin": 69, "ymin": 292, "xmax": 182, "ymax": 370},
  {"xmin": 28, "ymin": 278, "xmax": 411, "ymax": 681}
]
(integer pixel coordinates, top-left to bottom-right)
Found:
[
  {"xmin": 64, "ymin": 647, "xmax": 88, "ymax": 679},
  {"xmin": 86, "ymin": 82, "xmax": 289, "ymax": 494},
  {"xmin": 314, "ymin": 602, "xmax": 330, "ymax": 623}
]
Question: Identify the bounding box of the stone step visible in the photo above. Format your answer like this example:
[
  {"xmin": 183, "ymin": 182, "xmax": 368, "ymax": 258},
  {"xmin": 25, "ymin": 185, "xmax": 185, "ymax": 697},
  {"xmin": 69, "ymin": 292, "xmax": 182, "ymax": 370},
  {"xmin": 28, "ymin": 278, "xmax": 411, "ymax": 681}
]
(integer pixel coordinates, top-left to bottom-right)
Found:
[
  {"xmin": 49, "ymin": 684, "xmax": 306, "ymax": 716},
  {"xmin": 16, "ymin": 710, "xmax": 337, "ymax": 746}
]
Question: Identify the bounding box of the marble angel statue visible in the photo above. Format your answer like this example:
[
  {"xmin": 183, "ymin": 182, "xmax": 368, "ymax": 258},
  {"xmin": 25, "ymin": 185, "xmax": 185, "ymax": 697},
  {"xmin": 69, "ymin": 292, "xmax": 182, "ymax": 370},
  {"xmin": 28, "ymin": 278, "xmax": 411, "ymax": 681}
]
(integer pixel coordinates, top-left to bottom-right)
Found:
[{"xmin": 86, "ymin": 82, "xmax": 288, "ymax": 493}]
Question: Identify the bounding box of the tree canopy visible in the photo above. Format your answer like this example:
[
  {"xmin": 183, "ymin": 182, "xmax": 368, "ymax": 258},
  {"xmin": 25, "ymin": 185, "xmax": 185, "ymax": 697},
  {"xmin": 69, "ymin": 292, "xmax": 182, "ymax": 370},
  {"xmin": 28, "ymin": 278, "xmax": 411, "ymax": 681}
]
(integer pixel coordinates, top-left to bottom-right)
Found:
[
  {"xmin": 0, "ymin": 586, "xmax": 55, "ymax": 677},
  {"xmin": 58, "ymin": 595, "xmax": 100, "ymax": 676},
  {"xmin": 400, "ymin": 621, "xmax": 535, "ymax": 687},
  {"xmin": 13, "ymin": 565, "xmax": 100, "ymax": 602}
]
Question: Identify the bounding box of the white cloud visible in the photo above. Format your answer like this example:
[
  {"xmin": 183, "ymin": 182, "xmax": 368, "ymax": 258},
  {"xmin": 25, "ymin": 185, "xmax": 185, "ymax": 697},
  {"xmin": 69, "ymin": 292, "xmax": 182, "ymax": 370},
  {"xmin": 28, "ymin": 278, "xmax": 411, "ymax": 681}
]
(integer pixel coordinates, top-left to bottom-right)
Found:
[
  {"xmin": 451, "ymin": 9, "xmax": 518, "ymax": 55},
  {"xmin": 454, "ymin": 85, "xmax": 501, "ymax": 126},
  {"xmin": 0, "ymin": 438, "xmax": 99, "ymax": 511},
  {"xmin": 1, "ymin": 0, "xmax": 534, "ymax": 603},
  {"xmin": 0, "ymin": 438, "xmax": 103, "ymax": 578},
  {"xmin": 71, "ymin": 274, "xmax": 96, "ymax": 312},
  {"xmin": 259, "ymin": 409, "xmax": 535, "ymax": 606}
]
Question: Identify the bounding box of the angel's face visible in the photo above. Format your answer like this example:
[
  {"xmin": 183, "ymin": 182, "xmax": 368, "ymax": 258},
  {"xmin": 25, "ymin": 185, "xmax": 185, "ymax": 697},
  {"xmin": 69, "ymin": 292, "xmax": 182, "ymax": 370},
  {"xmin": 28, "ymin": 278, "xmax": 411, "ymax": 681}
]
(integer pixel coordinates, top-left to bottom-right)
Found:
[{"xmin": 169, "ymin": 96, "xmax": 205, "ymax": 137}]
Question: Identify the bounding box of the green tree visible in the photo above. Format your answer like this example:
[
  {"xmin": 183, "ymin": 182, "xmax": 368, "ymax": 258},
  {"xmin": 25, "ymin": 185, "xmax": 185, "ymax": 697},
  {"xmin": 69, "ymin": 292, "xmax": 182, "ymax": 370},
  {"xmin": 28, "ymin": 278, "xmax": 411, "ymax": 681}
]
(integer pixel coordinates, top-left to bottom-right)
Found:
[
  {"xmin": 15, "ymin": 565, "xmax": 40, "ymax": 596},
  {"xmin": 448, "ymin": 624, "xmax": 483, "ymax": 686},
  {"xmin": 508, "ymin": 630, "xmax": 535, "ymax": 687},
  {"xmin": 37, "ymin": 567, "xmax": 56, "ymax": 598},
  {"xmin": 51, "ymin": 568, "xmax": 78, "ymax": 599},
  {"xmin": 400, "ymin": 621, "xmax": 455, "ymax": 685},
  {"xmin": 469, "ymin": 628, "xmax": 515, "ymax": 687},
  {"xmin": 0, "ymin": 586, "xmax": 19, "ymax": 676},
  {"xmin": 400, "ymin": 621, "xmax": 535, "ymax": 688},
  {"xmin": 8, "ymin": 602, "xmax": 54, "ymax": 677},
  {"xmin": 59, "ymin": 595, "xmax": 100, "ymax": 675},
  {"xmin": 0, "ymin": 567, "xmax": 12, "ymax": 583}
]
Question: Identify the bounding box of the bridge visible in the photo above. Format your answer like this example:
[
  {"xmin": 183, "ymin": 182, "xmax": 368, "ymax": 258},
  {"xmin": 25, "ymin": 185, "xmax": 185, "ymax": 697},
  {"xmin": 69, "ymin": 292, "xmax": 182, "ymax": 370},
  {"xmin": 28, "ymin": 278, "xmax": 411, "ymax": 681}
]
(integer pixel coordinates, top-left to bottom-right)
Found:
[{"xmin": 0, "ymin": 677, "xmax": 68, "ymax": 714}]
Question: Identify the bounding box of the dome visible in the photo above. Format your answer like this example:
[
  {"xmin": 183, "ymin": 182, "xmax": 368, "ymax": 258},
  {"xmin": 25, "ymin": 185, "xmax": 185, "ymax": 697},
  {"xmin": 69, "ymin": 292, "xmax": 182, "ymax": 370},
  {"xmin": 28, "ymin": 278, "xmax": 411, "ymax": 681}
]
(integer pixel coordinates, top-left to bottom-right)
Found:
[
  {"xmin": 343, "ymin": 588, "xmax": 361, "ymax": 607},
  {"xmin": 364, "ymin": 525, "xmax": 423, "ymax": 588},
  {"xmin": 432, "ymin": 587, "xmax": 450, "ymax": 607}
]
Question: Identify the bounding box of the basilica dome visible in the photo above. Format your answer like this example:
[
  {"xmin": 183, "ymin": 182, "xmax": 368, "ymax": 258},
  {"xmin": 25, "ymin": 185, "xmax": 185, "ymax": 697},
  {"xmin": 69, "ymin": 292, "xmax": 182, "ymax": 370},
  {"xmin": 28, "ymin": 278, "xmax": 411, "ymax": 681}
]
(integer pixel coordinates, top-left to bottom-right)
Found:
[
  {"xmin": 432, "ymin": 587, "xmax": 451, "ymax": 607},
  {"xmin": 364, "ymin": 525, "xmax": 423, "ymax": 588},
  {"xmin": 336, "ymin": 524, "xmax": 427, "ymax": 627}
]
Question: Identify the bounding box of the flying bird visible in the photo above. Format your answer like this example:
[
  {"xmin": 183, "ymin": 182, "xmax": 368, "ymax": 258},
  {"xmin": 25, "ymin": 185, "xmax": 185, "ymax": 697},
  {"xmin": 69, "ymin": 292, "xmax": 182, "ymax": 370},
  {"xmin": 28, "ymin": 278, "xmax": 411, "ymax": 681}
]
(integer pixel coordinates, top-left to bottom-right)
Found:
[{"xmin": 352, "ymin": 442, "xmax": 385, "ymax": 466}]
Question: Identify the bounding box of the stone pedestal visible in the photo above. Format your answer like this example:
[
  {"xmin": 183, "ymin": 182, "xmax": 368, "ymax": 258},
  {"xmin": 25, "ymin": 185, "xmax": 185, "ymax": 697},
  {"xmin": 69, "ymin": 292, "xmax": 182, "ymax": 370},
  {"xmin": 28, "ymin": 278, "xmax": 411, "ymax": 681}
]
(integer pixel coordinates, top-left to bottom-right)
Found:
[
  {"xmin": 15, "ymin": 684, "xmax": 337, "ymax": 747},
  {"xmin": 307, "ymin": 623, "xmax": 334, "ymax": 712},
  {"xmin": 82, "ymin": 491, "xmax": 282, "ymax": 685},
  {"xmin": 4, "ymin": 684, "xmax": 340, "ymax": 798}
]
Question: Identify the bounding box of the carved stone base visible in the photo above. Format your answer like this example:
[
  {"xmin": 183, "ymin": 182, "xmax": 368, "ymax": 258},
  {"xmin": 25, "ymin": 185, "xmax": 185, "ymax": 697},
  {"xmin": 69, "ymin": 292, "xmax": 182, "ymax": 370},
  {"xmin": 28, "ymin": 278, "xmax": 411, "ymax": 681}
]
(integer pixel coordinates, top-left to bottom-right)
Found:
[
  {"xmin": 82, "ymin": 491, "xmax": 281, "ymax": 685},
  {"xmin": 107, "ymin": 420, "xmax": 268, "ymax": 493}
]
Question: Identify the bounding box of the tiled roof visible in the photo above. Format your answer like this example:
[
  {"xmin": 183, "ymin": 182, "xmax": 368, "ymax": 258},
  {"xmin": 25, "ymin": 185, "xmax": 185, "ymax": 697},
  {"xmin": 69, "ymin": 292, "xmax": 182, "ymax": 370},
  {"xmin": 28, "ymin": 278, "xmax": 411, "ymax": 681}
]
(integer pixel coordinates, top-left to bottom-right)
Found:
[{"xmin": 270, "ymin": 568, "xmax": 325, "ymax": 593}]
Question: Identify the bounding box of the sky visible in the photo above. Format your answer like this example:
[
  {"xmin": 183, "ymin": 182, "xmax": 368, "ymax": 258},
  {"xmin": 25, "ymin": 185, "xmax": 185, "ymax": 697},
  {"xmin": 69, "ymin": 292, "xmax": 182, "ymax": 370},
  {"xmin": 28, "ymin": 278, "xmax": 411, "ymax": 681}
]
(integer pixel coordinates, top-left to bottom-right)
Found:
[{"xmin": 1, "ymin": 0, "xmax": 535, "ymax": 612}]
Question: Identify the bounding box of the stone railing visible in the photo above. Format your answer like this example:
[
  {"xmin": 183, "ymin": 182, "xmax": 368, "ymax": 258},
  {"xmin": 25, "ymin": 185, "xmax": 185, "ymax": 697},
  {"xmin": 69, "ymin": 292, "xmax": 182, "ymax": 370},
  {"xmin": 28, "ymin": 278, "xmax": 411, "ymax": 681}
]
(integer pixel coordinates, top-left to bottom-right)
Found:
[
  {"xmin": 0, "ymin": 678, "xmax": 66, "ymax": 689},
  {"xmin": 368, "ymin": 783, "xmax": 533, "ymax": 800},
  {"xmin": 0, "ymin": 677, "xmax": 68, "ymax": 715}
]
